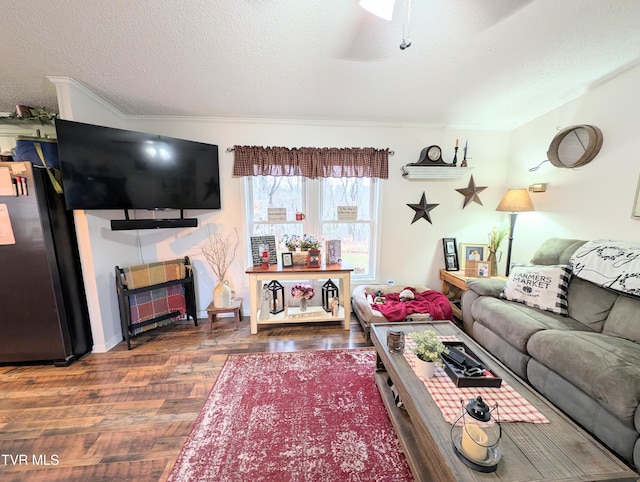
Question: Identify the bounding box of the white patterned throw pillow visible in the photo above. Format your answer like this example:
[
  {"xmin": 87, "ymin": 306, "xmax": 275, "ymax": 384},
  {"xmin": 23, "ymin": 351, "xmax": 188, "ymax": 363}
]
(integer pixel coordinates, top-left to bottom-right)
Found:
[{"xmin": 500, "ymin": 264, "xmax": 571, "ymax": 315}]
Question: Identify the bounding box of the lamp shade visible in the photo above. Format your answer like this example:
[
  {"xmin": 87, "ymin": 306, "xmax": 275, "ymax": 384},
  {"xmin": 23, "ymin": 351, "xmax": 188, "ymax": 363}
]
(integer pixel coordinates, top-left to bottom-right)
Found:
[
  {"xmin": 496, "ymin": 189, "xmax": 535, "ymax": 213},
  {"xmin": 359, "ymin": 0, "xmax": 395, "ymax": 20}
]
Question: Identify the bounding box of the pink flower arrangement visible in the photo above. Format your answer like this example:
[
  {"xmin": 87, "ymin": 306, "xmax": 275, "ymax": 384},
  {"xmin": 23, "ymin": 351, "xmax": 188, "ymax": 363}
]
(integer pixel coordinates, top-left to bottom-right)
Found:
[{"xmin": 291, "ymin": 283, "xmax": 314, "ymax": 300}]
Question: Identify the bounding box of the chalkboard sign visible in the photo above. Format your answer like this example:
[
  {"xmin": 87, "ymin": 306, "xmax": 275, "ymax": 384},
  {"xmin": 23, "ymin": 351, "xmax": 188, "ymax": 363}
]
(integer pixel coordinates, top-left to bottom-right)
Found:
[{"xmin": 250, "ymin": 235, "xmax": 277, "ymax": 266}]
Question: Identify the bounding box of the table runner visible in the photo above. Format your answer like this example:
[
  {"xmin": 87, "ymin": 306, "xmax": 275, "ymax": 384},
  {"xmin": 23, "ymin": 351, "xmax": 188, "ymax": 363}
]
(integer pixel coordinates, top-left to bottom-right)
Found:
[{"xmin": 404, "ymin": 336, "xmax": 549, "ymax": 424}]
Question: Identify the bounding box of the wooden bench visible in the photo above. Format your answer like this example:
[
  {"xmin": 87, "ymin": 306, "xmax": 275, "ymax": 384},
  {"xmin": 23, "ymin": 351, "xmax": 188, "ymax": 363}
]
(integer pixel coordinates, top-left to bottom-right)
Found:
[{"xmin": 206, "ymin": 298, "xmax": 244, "ymax": 331}]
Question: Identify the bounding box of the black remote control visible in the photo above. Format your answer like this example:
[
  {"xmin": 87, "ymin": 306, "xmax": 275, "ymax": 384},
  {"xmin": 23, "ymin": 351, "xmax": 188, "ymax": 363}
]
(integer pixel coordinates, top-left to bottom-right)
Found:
[{"xmin": 441, "ymin": 347, "xmax": 483, "ymax": 370}]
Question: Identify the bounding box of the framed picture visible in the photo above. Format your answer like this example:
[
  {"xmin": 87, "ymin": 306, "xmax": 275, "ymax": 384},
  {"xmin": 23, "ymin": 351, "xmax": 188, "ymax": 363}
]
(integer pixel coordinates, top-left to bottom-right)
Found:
[
  {"xmin": 281, "ymin": 252, "xmax": 293, "ymax": 268},
  {"xmin": 459, "ymin": 243, "xmax": 490, "ymax": 270},
  {"xmin": 250, "ymin": 235, "xmax": 277, "ymax": 266},
  {"xmin": 477, "ymin": 261, "xmax": 490, "ymax": 278},
  {"xmin": 326, "ymin": 239, "xmax": 342, "ymax": 264},
  {"xmin": 307, "ymin": 249, "xmax": 321, "ymax": 268},
  {"xmin": 442, "ymin": 238, "xmax": 459, "ymax": 271},
  {"xmin": 445, "ymin": 254, "xmax": 459, "ymax": 271}
]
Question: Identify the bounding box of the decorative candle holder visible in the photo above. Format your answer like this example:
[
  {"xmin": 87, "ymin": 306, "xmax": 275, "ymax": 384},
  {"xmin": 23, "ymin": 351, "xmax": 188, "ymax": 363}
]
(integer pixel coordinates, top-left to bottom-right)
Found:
[{"xmin": 387, "ymin": 330, "xmax": 405, "ymax": 354}]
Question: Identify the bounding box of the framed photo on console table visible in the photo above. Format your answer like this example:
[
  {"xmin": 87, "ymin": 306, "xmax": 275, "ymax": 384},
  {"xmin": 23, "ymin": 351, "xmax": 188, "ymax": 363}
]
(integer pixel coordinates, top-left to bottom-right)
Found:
[
  {"xmin": 442, "ymin": 238, "xmax": 459, "ymax": 271},
  {"xmin": 459, "ymin": 243, "xmax": 489, "ymax": 270},
  {"xmin": 307, "ymin": 249, "xmax": 321, "ymax": 268},
  {"xmin": 281, "ymin": 251, "xmax": 293, "ymax": 268}
]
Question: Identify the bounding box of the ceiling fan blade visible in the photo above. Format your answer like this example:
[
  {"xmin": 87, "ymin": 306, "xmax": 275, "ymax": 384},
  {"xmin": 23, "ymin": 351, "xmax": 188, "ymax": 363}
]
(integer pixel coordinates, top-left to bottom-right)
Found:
[{"xmin": 359, "ymin": 0, "xmax": 396, "ymax": 21}]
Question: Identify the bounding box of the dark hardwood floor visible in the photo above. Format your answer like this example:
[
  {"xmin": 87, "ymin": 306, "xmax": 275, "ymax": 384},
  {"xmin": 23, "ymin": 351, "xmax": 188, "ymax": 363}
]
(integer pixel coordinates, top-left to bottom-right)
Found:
[{"xmin": 0, "ymin": 315, "xmax": 370, "ymax": 481}]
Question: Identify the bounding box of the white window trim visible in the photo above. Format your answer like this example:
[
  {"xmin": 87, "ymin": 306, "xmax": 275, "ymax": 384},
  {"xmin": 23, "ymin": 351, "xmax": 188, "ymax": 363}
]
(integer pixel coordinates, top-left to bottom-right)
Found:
[{"xmin": 243, "ymin": 176, "xmax": 381, "ymax": 282}]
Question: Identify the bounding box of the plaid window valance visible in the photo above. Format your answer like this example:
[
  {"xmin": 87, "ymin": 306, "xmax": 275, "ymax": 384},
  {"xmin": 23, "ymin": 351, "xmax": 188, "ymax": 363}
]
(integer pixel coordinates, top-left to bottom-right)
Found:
[{"xmin": 232, "ymin": 145, "xmax": 389, "ymax": 179}]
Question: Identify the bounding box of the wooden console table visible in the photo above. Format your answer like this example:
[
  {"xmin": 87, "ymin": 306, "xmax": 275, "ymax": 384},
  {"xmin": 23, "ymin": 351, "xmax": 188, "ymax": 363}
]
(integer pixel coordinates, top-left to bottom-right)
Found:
[{"xmin": 245, "ymin": 264, "xmax": 353, "ymax": 334}]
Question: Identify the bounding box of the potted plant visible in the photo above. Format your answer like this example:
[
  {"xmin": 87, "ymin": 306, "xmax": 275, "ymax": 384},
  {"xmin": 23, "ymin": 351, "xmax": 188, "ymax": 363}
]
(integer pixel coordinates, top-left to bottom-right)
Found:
[
  {"xmin": 299, "ymin": 234, "xmax": 321, "ymax": 251},
  {"xmin": 282, "ymin": 234, "xmax": 300, "ymax": 251},
  {"xmin": 409, "ymin": 330, "xmax": 448, "ymax": 379}
]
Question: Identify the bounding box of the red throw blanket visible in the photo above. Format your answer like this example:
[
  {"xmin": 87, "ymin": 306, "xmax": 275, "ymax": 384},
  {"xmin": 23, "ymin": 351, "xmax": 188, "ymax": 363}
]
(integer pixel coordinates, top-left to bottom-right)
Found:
[{"xmin": 371, "ymin": 287, "xmax": 453, "ymax": 322}]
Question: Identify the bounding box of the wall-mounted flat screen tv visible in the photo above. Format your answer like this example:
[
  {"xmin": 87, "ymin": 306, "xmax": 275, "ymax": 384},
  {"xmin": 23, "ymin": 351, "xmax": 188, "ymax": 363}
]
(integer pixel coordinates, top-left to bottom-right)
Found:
[{"xmin": 56, "ymin": 120, "xmax": 221, "ymax": 211}]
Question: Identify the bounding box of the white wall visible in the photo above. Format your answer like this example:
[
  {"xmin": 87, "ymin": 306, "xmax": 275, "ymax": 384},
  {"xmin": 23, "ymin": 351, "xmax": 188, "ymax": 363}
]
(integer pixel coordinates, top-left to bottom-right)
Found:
[
  {"xmin": 59, "ymin": 62, "xmax": 640, "ymax": 352},
  {"xmin": 50, "ymin": 78, "xmax": 140, "ymax": 352},
  {"xmin": 125, "ymin": 117, "xmax": 512, "ymax": 293},
  {"xmin": 505, "ymin": 63, "xmax": 640, "ymax": 265},
  {"xmin": 53, "ymin": 78, "xmax": 514, "ymax": 350}
]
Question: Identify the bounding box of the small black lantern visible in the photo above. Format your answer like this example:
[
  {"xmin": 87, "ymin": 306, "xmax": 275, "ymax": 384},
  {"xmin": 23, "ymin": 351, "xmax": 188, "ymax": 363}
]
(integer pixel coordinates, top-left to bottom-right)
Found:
[
  {"xmin": 267, "ymin": 280, "xmax": 285, "ymax": 314},
  {"xmin": 322, "ymin": 279, "xmax": 339, "ymax": 312}
]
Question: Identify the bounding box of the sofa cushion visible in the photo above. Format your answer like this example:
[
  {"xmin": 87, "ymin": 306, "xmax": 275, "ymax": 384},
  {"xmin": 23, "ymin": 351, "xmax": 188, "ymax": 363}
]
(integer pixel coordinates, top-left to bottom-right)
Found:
[
  {"xmin": 530, "ymin": 237, "xmax": 587, "ymax": 265},
  {"xmin": 603, "ymin": 294, "xmax": 640, "ymax": 343},
  {"xmin": 567, "ymin": 277, "xmax": 619, "ymax": 333},
  {"xmin": 466, "ymin": 278, "xmax": 507, "ymax": 297},
  {"xmin": 527, "ymin": 329, "xmax": 640, "ymax": 426},
  {"xmin": 500, "ymin": 264, "xmax": 571, "ymax": 315},
  {"xmin": 470, "ymin": 296, "xmax": 590, "ymax": 353}
]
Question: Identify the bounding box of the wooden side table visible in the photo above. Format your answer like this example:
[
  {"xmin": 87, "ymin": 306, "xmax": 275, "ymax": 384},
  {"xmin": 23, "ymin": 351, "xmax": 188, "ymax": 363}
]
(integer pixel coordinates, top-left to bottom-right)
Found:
[
  {"xmin": 206, "ymin": 298, "xmax": 244, "ymax": 331},
  {"xmin": 439, "ymin": 269, "xmax": 506, "ymax": 319},
  {"xmin": 439, "ymin": 270, "xmax": 468, "ymax": 319}
]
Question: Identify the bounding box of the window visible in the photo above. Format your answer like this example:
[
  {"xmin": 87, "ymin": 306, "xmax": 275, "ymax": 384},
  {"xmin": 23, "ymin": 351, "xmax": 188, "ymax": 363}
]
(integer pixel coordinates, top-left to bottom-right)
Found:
[{"xmin": 245, "ymin": 175, "xmax": 379, "ymax": 279}]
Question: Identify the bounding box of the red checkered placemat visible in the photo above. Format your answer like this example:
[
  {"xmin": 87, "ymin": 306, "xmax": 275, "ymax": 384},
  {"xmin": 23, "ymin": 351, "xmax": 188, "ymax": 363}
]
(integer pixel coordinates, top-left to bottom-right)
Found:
[{"xmin": 404, "ymin": 335, "xmax": 549, "ymax": 424}]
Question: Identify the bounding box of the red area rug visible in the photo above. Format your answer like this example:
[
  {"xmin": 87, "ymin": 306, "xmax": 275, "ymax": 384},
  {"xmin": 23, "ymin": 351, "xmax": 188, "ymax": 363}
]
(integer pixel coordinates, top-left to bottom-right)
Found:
[{"xmin": 168, "ymin": 349, "xmax": 413, "ymax": 481}]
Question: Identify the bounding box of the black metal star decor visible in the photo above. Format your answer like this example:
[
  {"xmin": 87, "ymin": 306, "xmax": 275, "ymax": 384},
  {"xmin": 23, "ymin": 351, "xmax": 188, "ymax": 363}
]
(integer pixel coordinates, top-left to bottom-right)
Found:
[
  {"xmin": 407, "ymin": 192, "xmax": 439, "ymax": 224},
  {"xmin": 455, "ymin": 175, "xmax": 488, "ymax": 208}
]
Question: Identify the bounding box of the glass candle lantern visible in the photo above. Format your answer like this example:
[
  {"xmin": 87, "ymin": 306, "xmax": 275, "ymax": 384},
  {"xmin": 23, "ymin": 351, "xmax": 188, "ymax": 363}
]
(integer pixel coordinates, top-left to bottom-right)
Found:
[
  {"xmin": 450, "ymin": 396, "xmax": 502, "ymax": 472},
  {"xmin": 267, "ymin": 280, "xmax": 285, "ymax": 314},
  {"xmin": 322, "ymin": 279, "xmax": 339, "ymax": 312}
]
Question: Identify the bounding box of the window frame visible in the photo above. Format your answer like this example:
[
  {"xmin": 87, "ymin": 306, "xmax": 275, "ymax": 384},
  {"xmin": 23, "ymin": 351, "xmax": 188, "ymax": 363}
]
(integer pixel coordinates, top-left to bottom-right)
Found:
[{"xmin": 244, "ymin": 176, "xmax": 380, "ymax": 281}]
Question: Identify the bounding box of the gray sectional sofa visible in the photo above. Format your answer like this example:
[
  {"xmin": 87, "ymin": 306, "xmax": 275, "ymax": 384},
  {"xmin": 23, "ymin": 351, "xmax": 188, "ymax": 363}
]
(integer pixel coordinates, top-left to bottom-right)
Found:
[{"xmin": 461, "ymin": 237, "xmax": 640, "ymax": 469}]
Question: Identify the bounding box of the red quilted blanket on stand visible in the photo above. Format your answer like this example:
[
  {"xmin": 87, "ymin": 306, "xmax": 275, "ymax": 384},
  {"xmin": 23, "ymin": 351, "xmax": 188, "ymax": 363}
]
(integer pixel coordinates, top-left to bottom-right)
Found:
[{"xmin": 371, "ymin": 287, "xmax": 453, "ymax": 322}]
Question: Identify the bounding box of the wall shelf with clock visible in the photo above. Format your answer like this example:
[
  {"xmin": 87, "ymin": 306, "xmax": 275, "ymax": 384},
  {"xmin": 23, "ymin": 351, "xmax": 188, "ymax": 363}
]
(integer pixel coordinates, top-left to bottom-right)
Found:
[
  {"xmin": 401, "ymin": 144, "xmax": 473, "ymax": 180},
  {"xmin": 401, "ymin": 165, "xmax": 474, "ymax": 180}
]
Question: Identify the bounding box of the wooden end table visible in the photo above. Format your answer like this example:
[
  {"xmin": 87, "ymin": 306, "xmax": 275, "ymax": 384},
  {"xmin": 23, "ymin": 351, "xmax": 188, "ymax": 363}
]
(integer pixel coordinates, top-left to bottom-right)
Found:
[
  {"xmin": 206, "ymin": 298, "xmax": 243, "ymax": 331},
  {"xmin": 370, "ymin": 321, "xmax": 638, "ymax": 482},
  {"xmin": 439, "ymin": 270, "xmax": 468, "ymax": 319},
  {"xmin": 439, "ymin": 269, "xmax": 506, "ymax": 319}
]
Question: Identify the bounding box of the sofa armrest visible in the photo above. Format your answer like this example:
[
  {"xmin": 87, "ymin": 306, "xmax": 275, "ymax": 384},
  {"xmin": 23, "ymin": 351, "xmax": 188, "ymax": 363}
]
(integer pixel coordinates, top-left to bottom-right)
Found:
[
  {"xmin": 461, "ymin": 289, "xmax": 480, "ymax": 335},
  {"xmin": 461, "ymin": 278, "xmax": 507, "ymax": 336},
  {"xmin": 466, "ymin": 278, "xmax": 507, "ymax": 297}
]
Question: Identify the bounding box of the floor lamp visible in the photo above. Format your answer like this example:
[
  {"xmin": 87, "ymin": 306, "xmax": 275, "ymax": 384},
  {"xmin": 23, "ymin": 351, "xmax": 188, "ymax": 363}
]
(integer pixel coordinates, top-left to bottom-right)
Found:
[{"xmin": 496, "ymin": 189, "xmax": 535, "ymax": 276}]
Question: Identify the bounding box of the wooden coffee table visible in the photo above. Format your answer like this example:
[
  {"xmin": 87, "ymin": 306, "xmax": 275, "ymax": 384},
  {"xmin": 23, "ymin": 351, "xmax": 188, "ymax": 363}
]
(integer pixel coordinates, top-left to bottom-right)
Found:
[{"xmin": 370, "ymin": 321, "xmax": 638, "ymax": 482}]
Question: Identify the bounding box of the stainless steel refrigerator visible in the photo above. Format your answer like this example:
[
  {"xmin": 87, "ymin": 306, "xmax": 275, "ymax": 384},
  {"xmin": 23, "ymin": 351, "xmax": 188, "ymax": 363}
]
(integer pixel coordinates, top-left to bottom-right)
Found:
[{"xmin": 0, "ymin": 161, "xmax": 92, "ymax": 365}]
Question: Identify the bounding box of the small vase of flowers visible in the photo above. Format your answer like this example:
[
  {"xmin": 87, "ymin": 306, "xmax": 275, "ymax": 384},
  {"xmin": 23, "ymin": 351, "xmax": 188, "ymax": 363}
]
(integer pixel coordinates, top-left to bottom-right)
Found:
[
  {"xmin": 409, "ymin": 330, "xmax": 448, "ymax": 379},
  {"xmin": 291, "ymin": 283, "xmax": 314, "ymax": 311}
]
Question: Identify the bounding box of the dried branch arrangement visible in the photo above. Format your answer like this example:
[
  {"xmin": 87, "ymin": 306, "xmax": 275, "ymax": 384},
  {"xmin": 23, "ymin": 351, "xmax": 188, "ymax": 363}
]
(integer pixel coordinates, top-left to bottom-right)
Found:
[{"xmin": 200, "ymin": 228, "xmax": 240, "ymax": 282}]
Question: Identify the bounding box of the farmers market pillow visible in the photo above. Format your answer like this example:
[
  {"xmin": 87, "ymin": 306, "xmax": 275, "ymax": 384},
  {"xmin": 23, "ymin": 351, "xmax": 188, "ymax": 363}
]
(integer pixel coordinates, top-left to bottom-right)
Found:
[{"xmin": 500, "ymin": 264, "xmax": 571, "ymax": 315}]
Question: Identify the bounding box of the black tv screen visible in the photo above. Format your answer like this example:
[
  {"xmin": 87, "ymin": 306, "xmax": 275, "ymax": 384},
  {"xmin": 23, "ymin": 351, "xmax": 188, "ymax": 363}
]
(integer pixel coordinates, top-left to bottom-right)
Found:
[{"xmin": 56, "ymin": 120, "xmax": 221, "ymax": 210}]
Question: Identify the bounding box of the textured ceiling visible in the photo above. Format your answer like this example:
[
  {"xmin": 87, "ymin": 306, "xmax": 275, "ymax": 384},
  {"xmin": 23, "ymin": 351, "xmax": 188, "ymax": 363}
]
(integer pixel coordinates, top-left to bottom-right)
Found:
[{"xmin": 1, "ymin": 0, "xmax": 640, "ymax": 129}]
